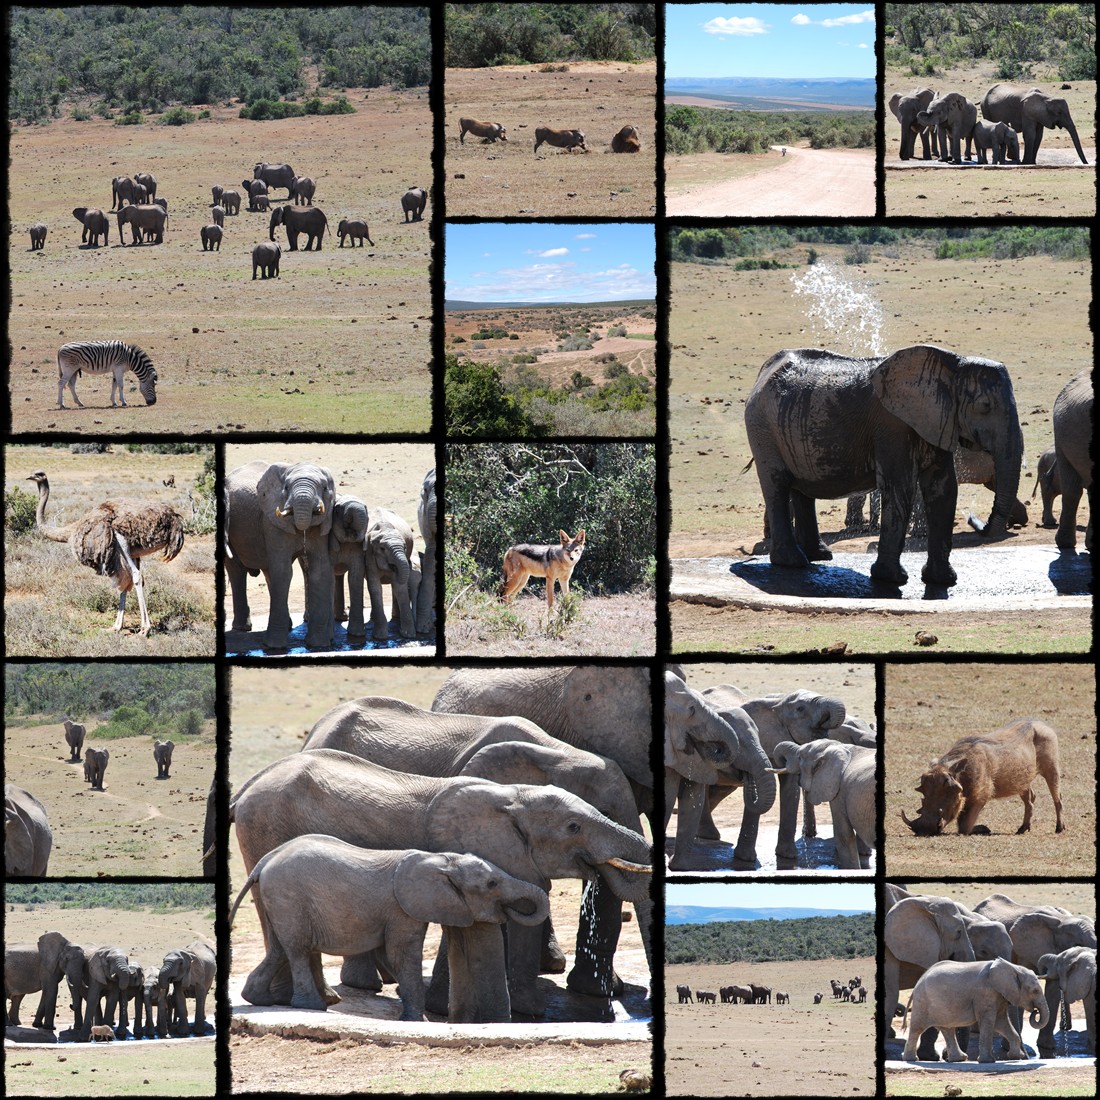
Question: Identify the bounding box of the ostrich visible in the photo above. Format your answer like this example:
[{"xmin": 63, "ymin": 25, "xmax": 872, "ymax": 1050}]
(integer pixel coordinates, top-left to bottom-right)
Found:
[{"xmin": 27, "ymin": 471, "xmax": 185, "ymax": 636}]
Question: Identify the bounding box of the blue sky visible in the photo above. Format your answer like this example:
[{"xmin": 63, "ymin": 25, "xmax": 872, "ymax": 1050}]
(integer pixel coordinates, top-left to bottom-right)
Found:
[
  {"xmin": 667, "ymin": 882, "xmax": 875, "ymax": 913},
  {"xmin": 665, "ymin": 4, "xmax": 876, "ymax": 78},
  {"xmin": 446, "ymin": 223, "xmax": 656, "ymax": 303}
]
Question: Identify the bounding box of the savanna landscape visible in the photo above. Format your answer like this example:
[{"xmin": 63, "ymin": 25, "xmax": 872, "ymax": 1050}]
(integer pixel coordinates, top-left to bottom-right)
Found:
[
  {"xmin": 227, "ymin": 665, "xmax": 652, "ymax": 1094},
  {"xmin": 4, "ymin": 444, "xmax": 216, "ymax": 657},
  {"xmin": 884, "ymin": 660, "xmax": 1096, "ymax": 879},
  {"xmin": 5, "ymin": 884, "xmax": 216, "ymax": 1097},
  {"xmin": 668, "ymin": 227, "xmax": 1092, "ymax": 654}
]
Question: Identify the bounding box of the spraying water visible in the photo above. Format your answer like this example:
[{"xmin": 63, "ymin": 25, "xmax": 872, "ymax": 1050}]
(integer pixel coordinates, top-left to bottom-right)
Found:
[{"xmin": 790, "ymin": 262, "xmax": 886, "ymax": 357}]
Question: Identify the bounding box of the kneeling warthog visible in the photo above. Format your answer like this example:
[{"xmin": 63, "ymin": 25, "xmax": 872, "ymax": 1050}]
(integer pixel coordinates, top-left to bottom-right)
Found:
[
  {"xmin": 901, "ymin": 718, "xmax": 1064, "ymax": 836},
  {"xmin": 534, "ymin": 126, "xmax": 587, "ymax": 153},
  {"xmin": 611, "ymin": 125, "xmax": 641, "ymax": 153},
  {"xmin": 459, "ymin": 117, "xmax": 507, "ymax": 144}
]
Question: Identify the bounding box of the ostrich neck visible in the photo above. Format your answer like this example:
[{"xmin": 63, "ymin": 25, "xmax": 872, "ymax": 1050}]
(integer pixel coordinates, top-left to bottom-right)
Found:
[{"xmin": 35, "ymin": 480, "xmax": 75, "ymax": 543}]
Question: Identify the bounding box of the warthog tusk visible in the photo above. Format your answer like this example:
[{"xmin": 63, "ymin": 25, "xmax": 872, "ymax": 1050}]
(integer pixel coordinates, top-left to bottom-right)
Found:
[{"xmin": 604, "ymin": 857, "xmax": 652, "ymax": 874}]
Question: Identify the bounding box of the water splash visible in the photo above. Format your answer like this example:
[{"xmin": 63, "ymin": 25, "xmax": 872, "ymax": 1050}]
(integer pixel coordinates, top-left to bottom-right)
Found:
[{"xmin": 790, "ymin": 262, "xmax": 886, "ymax": 357}]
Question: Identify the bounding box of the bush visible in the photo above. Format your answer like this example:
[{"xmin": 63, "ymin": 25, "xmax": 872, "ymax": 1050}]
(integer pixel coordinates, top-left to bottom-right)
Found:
[
  {"xmin": 159, "ymin": 106, "xmax": 196, "ymax": 126},
  {"xmin": 557, "ymin": 335, "xmax": 593, "ymax": 352},
  {"xmin": 445, "ymin": 354, "xmax": 543, "ymax": 437},
  {"xmin": 5, "ymin": 486, "xmax": 37, "ymax": 536},
  {"xmin": 71, "ymin": 106, "xmax": 91, "ymax": 121},
  {"xmin": 570, "ymin": 371, "xmax": 594, "ymax": 391},
  {"xmin": 844, "ymin": 243, "xmax": 872, "ymax": 265},
  {"xmin": 240, "ymin": 98, "xmax": 306, "ymax": 121},
  {"xmin": 607, "ymin": 324, "xmax": 627, "ymax": 337},
  {"xmin": 114, "ymin": 110, "xmax": 143, "ymax": 126},
  {"xmin": 178, "ymin": 709, "xmax": 203, "ymax": 738}
]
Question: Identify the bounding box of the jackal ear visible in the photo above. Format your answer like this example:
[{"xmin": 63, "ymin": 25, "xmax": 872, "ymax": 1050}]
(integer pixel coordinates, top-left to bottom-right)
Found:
[
  {"xmin": 559, "ymin": 530, "xmax": 570, "ymax": 544},
  {"xmin": 575, "ymin": 529, "xmax": 585, "ymax": 543}
]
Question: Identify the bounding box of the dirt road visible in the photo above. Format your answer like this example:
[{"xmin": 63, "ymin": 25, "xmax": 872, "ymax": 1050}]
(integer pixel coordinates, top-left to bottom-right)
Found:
[{"xmin": 667, "ymin": 146, "xmax": 874, "ymax": 216}]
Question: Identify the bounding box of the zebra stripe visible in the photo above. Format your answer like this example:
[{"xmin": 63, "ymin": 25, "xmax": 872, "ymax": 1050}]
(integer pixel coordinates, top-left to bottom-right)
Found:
[{"xmin": 56, "ymin": 340, "xmax": 158, "ymax": 409}]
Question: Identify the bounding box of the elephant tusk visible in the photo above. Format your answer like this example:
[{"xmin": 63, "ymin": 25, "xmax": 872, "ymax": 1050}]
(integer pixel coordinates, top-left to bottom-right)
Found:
[
  {"xmin": 604, "ymin": 857, "xmax": 652, "ymax": 874},
  {"xmin": 317, "ymin": 501, "xmax": 325, "ymax": 514},
  {"xmin": 765, "ymin": 766, "xmax": 788, "ymax": 775},
  {"xmin": 275, "ymin": 506, "xmax": 290, "ymax": 517}
]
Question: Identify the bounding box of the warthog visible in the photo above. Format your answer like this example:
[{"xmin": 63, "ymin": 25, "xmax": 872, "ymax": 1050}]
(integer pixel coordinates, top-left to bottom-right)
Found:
[
  {"xmin": 901, "ymin": 718, "xmax": 1064, "ymax": 836},
  {"xmin": 611, "ymin": 124, "xmax": 641, "ymax": 153},
  {"xmin": 91, "ymin": 1024, "xmax": 115, "ymax": 1041},
  {"xmin": 459, "ymin": 117, "xmax": 507, "ymax": 144},
  {"xmin": 534, "ymin": 126, "xmax": 587, "ymax": 153}
]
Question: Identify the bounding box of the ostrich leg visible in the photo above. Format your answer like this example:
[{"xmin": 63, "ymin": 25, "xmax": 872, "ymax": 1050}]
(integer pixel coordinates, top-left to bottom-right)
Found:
[{"xmin": 113, "ymin": 535, "xmax": 151, "ymax": 635}]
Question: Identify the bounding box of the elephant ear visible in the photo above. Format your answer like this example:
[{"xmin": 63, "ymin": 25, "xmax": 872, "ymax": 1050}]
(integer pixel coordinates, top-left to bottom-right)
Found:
[
  {"xmin": 394, "ymin": 851, "xmax": 476, "ymax": 927},
  {"xmin": 888, "ymin": 93, "xmax": 902, "ymax": 121},
  {"xmin": 461, "ymin": 742, "xmax": 555, "ymax": 788},
  {"xmin": 563, "ymin": 666, "xmax": 651, "ymax": 788},
  {"xmin": 872, "ymin": 345, "xmax": 961, "ymax": 451}
]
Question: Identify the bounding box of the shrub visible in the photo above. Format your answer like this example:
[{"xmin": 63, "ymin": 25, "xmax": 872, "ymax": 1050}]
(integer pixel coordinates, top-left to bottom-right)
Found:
[
  {"xmin": 178, "ymin": 709, "xmax": 203, "ymax": 738},
  {"xmin": 570, "ymin": 371, "xmax": 594, "ymax": 391},
  {"xmin": 71, "ymin": 106, "xmax": 91, "ymax": 121},
  {"xmin": 607, "ymin": 324, "xmax": 627, "ymax": 337},
  {"xmin": 844, "ymin": 243, "xmax": 872, "ymax": 265},
  {"xmin": 5, "ymin": 486, "xmax": 37, "ymax": 536},
  {"xmin": 159, "ymin": 106, "xmax": 196, "ymax": 126},
  {"xmin": 445, "ymin": 354, "xmax": 543, "ymax": 437},
  {"xmin": 114, "ymin": 110, "xmax": 143, "ymax": 126}
]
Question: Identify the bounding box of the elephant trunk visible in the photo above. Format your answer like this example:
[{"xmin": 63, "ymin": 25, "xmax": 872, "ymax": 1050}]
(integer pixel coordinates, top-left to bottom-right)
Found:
[
  {"xmin": 1029, "ymin": 997, "xmax": 1050, "ymax": 1030},
  {"xmin": 594, "ymin": 828, "xmax": 653, "ymax": 905},
  {"xmin": 502, "ymin": 880, "xmax": 551, "ymax": 927},
  {"xmin": 978, "ymin": 420, "xmax": 1024, "ymax": 538},
  {"xmin": 1064, "ymin": 117, "xmax": 1087, "ymax": 165},
  {"xmin": 814, "ymin": 697, "xmax": 847, "ymax": 733},
  {"xmin": 740, "ymin": 741, "xmax": 777, "ymax": 816},
  {"xmin": 285, "ymin": 485, "xmax": 320, "ymax": 532}
]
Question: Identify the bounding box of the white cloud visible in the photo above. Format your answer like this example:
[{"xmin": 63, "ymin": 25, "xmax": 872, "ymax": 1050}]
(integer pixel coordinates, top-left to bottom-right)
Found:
[
  {"xmin": 703, "ymin": 16, "xmax": 768, "ymax": 36},
  {"xmin": 792, "ymin": 9, "xmax": 874, "ymax": 28},
  {"xmin": 791, "ymin": 13, "xmax": 811, "ymax": 24},
  {"xmin": 574, "ymin": 233, "xmax": 596, "ymax": 239},
  {"xmin": 857, "ymin": 42, "xmax": 869, "ymax": 48},
  {"xmin": 447, "ymin": 257, "xmax": 655, "ymax": 303},
  {"xmin": 538, "ymin": 247, "xmax": 569, "ymax": 257}
]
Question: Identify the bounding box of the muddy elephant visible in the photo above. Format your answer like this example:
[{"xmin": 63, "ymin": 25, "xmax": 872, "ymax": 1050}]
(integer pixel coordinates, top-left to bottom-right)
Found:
[
  {"xmin": 253, "ymin": 161, "xmax": 297, "ymax": 196},
  {"xmin": 5, "ymin": 931, "xmax": 86, "ymax": 1031},
  {"xmin": 1052, "ymin": 370, "xmax": 1093, "ymax": 552},
  {"xmin": 904, "ymin": 958, "xmax": 1048, "ymax": 1062},
  {"xmin": 63, "ymin": 718, "xmax": 86, "ymax": 762},
  {"xmin": 745, "ymin": 345, "xmax": 1024, "ymax": 590},
  {"xmin": 329, "ymin": 494, "xmax": 369, "ymax": 638},
  {"xmin": 916, "ymin": 92, "xmax": 978, "ymax": 163},
  {"xmin": 270, "ymin": 204, "xmax": 327, "ymax": 250},
  {"xmin": 365, "ymin": 506, "xmax": 416, "ymax": 640},
  {"xmin": 79, "ymin": 946, "xmax": 142, "ymax": 1041},
  {"xmin": 230, "ymin": 750, "xmax": 650, "ymax": 1020},
  {"xmin": 415, "ymin": 468, "xmax": 436, "ymax": 634},
  {"xmin": 290, "ymin": 175, "xmax": 316, "ymax": 205},
  {"xmin": 251, "ymin": 241, "xmax": 281, "ymax": 279},
  {"xmin": 5, "ymin": 784, "xmax": 52, "ymax": 877},
  {"xmin": 664, "ymin": 672, "xmax": 776, "ymax": 871},
  {"xmin": 72, "ymin": 206, "xmax": 110, "ymax": 247},
  {"xmin": 336, "ymin": 217, "xmax": 373, "ymax": 247},
  {"xmin": 889, "ymin": 87, "xmax": 938, "ymax": 160},
  {"xmin": 769, "ymin": 739, "xmax": 875, "ymax": 870},
  {"xmin": 153, "ymin": 738, "xmax": 174, "ymax": 779},
  {"xmin": 158, "ymin": 941, "xmax": 215, "ymax": 1037},
  {"xmin": 116, "ymin": 203, "xmax": 167, "ymax": 245},
  {"xmin": 241, "ymin": 178, "xmax": 269, "ymax": 211},
  {"xmin": 1037, "ymin": 947, "xmax": 1096, "ymax": 1055},
  {"xmin": 971, "ymin": 119, "xmax": 1020, "ymax": 165},
  {"xmin": 981, "ymin": 83, "xmax": 1088, "ymax": 164},
  {"xmin": 84, "ymin": 747, "xmax": 109, "ymax": 790},
  {"xmin": 29, "ymin": 223, "xmax": 47, "ymax": 250},
  {"xmin": 224, "ymin": 459, "xmax": 336, "ymax": 649},
  {"xmin": 402, "ymin": 186, "xmax": 428, "ymax": 222},
  {"xmin": 200, "ymin": 224, "xmax": 222, "ymax": 251},
  {"xmin": 231, "ymin": 835, "xmax": 549, "ymax": 1021}
]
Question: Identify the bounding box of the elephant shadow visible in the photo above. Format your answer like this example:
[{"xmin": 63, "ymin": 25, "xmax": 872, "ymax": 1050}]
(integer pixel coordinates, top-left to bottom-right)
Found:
[
  {"xmin": 1049, "ymin": 550, "xmax": 1092, "ymax": 596},
  {"xmin": 225, "ymin": 616, "xmax": 431, "ymax": 658},
  {"xmin": 730, "ymin": 559, "xmax": 905, "ymax": 601}
]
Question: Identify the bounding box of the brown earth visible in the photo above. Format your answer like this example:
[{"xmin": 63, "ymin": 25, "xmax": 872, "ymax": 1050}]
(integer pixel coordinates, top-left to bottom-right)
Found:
[
  {"xmin": 8, "ymin": 88, "xmax": 431, "ymax": 435},
  {"xmin": 668, "ymin": 243, "xmax": 1092, "ymax": 654},
  {"xmin": 665, "ymin": 958, "xmax": 876, "ymax": 1096},
  {"xmin": 445, "ymin": 62, "xmax": 657, "ymax": 216}
]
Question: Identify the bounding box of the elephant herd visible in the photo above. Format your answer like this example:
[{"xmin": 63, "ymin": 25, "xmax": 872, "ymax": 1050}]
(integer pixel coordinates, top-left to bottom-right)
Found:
[
  {"xmin": 4, "ymin": 931, "xmax": 215, "ymax": 1043},
  {"xmin": 890, "ymin": 82, "xmax": 1088, "ymax": 166},
  {"xmin": 224, "ymin": 461, "xmax": 436, "ymax": 650},
  {"xmin": 459, "ymin": 116, "xmax": 641, "ymax": 155},
  {"xmin": 230, "ymin": 666, "xmax": 654, "ymax": 1022},
  {"xmin": 886, "ymin": 884, "xmax": 1096, "ymax": 1062},
  {"xmin": 664, "ymin": 669, "xmax": 876, "ymax": 872}
]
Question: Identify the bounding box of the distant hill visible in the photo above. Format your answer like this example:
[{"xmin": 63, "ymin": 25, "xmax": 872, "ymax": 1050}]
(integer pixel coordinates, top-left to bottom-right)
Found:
[
  {"xmin": 667, "ymin": 906, "xmax": 870, "ymax": 925},
  {"xmin": 445, "ymin": 299, "xmax": 654, "ymax": 311},
  {"xmin": 666, "ymin": 76, "xmax": 875, "ymax": 109}
]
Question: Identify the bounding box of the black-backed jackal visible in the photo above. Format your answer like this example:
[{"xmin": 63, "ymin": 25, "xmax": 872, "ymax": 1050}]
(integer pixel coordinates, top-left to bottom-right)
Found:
[{"xmin": 500, "ymin": 530, "xmax": 586, "ymax": 609}]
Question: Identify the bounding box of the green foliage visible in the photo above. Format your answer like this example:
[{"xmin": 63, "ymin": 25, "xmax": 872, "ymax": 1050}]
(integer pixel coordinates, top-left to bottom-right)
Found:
[
  {"xmin": 5, "ymin": 485, "xmax": 38, "ymax": 537},
  {"xmin": 665, "ymin": 106, "xmax": 874, "ymax": 156},
  {"xmin": 304, "ymin": 94, "xmax": 356, "ymax": 115},
  {"xmin": 158, "ymin": 105, "xmax": 196, "ymax": 125},
  {"xmin": 445, "ymin": 354, "xmax": 544, "ymax": 437},
  {"xmin": 844, "ymin": 243, "xmax": 872, "ymax": 265},
  {"xmin": 179, "ymin": 708, "xmax": 203, "ymax": 738},
  {"xmin": 114, "ymin": 110, "xmax": 143, "ymax": 126},
  {"xmin": 240, "ymin": 98, "xmax": 306, "ymax": 121},
  {"xmin": 570, "ymin": 371, "xmax": 594, "ymax": 390},
  {"xmin": 91, "ymin": 703, "xmax": 155, "ymax": 739},
  {"xmin": 472, "ymin": 326, "xmax": 511, "ymax": 340},
  {"xmin": 6, "ymin": 882, "xmax": 214, "ymax": 911},
  {"xmin": 557, "ymin": 334, "xmax": 593, "ymax": 352},
  {"xmin": 71, "ymin": 106, "xmax": 91, "ymax": 121},
  {"xmin": 607, "ymin": 324, "xmax": 627, "ymax": 337},
  {"xmin": 446, "ymin": 443, "xmax": 657, "ymax": 593},
  {"xmin": 666, "ymin": 914, "xmax": 876, "ymax": 966}
]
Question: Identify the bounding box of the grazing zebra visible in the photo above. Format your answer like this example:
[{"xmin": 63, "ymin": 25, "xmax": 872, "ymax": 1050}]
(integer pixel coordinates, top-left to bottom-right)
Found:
[{"xmin": 56, "ymin": 340, "xmax": 158, "ymax": 410}]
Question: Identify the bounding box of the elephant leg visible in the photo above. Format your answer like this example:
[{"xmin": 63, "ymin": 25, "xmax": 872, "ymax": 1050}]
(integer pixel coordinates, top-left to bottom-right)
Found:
[
  {"xmin": 916, "ymin": 1027, "xmax": 941, "ymax": 1060},
  {"xmin": 243, "ymin": 941, "xmax": 288, "ymax": 1006},
  {"xmin": 505, "ymin": 919, "xmax": 547, "ymax": 1017},
  {"xmin": 917, "ymin": 454, "xmax": 958, "ymax": 586},
  {"xmin": 671, "ymin": 777, "xmax": 707, "ymax": 870},
  {"xmin": 301, "ymin": 552, "xmax": 334, "ymax": 650},
  {"xmin": 763, "ymin": 477, "xmax": 811, "ymax": 568},
  {"xmin": 367, "ymin": 573, "xmax": 389, "ymax": 640},
  {"xmin": 883, "ymin": 954, "xmax": 901, "ymax": 1040},
  {"xmin": 791, "ymin": 489, "xmax": 831, "ymax": 561},
  {"xmin": 540, "ymin": 916, "xmax": 567, "ymax": 974},
  {"xmin": 192, "ymin": 989, "xmax": 208, "ymax": 1034},
  {"xmin": 225, "ymin": 555, "xmax": 253, "ymax": 632},
  {"xmin": 775, "ymin": 772, "xmax": 801, "ymax": 870},
  {"xmin": 943, "ymin": 1019, "xmax": 970, "ymax": 1062},
  {"xmin": 386, "ymin": 932, "xmax": 428, "ymax": 1022},
  {"xmin": 444, "ymin": 924, "xmax": 510, "ymax": 1023},
  {"xmin": 9, "ymin": 993, "xmax": 25, "ymax": 1027},
  {"xmin": 1037, "ymin": 980, "xmax": 1060, "ymax": 1057},
  {"xmin": 339, "ymin": 951, "xmax": 383, "ymax": 993},
  {"xmin": 333, "ymin": 573, "xmax": 347, "ymax": 622},
  {"xmin": 346, "ymin": 562, "xmax": 366, "ymax": 638},
  {"xmin": 566, "ymin": 876, "xmax": 621, "ymax": 1004},
  {"xmin": 263, "ymin": 560, "xmax": 294, "ymax": 648},
  {"xmin": 995, "ymin": 1007, "xmax": 1026, "ymax": 1060},
  {"xmin": 871, "ymin": 473, "xmax": 914, "ymax": 585},
  {"xmin": 416, "ymin": 548, "xmax": 435, "ymax": 634},
  {"xmin": 1056, "ymin": 461, "xmax": 1084, "ymax": 550},
  {"xmin": 698, "ymin": 787, "xmax": 730, "ymax": 840},
  {"xmin": 830, "ymin": 806, "xmax": 860, "ymax": 870},
  {"xmin": 287, "ymin": 951, "xmax": 329, "ymax": 1011}
]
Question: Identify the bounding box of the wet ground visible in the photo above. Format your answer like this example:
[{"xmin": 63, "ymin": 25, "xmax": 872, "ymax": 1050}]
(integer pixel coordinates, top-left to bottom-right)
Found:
[
  {"xmin": 225, "ymin": 613, "xmax": 436, "ymax": 658},
  {"xmin": 887, "ymin": 147, "xmax": 1096, "ymax": 168}
]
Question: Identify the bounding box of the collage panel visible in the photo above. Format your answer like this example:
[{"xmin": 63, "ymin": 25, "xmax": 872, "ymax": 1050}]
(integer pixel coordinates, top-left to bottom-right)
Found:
[{"xmin": 664, "ymin": 882, "xmax": 876, "ymax": 1097}]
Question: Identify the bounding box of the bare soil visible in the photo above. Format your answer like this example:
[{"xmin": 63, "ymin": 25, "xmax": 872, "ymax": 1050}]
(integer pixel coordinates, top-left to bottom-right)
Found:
[
  {"xmin": 4, "ymin": 716, "xmax": 215, "ymax": 877},
  {"xmin": 668, "ymin": 243, "xmax": 1092, "ymax": 654},
  {"xmin": 8, "ymin": 89, "xmax": 431, "ymax": 435},
  {"xmin": 445, "ymin": 62, "xmax": 657, "ymax": 216},
  {"xmin": 665, "ymin": 958, "xmax": 876, "ymax": 1096}
]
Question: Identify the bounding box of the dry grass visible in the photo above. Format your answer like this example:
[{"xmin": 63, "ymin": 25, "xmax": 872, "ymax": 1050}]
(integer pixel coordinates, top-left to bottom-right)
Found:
[
  {"xmin": 8, "ymin": 89, "xmax": 431, "ymax": 435},
  {"xmin": 884, "ymin": 662, "xmax": 1096, "ymax": 878}
]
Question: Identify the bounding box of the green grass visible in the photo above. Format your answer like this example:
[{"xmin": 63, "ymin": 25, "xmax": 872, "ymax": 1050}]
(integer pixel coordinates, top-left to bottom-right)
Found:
[
  {"xmin": 351, "ymin": 1058, "xmax": 634, "ymax": 1094},
  {"xmin": 886, "ymin": 1072, "xmax": 1096, "ymax": 1097}
]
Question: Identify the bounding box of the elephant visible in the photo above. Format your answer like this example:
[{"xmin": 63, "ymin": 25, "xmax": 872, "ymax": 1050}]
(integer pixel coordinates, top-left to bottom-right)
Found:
[
  {"xmin": 200, "ymin": 224, "xmax": 222, "ymax": 251},
  {"xmin": 697, "ymin": 990, "xmax": 717, "ymax": 1004},
  {"xmin": 254, "ymin": 161, "xmax": 297, "ymax": 196},
  {"xmin": 858, "ymin": 986, "xmax": 868, "ymax": 1002},
  {"xmin": 157, "ymin": 941, "xmax": 215, "ymax": 1037},
  {"xmin": 203, "ymin": 779, "xmax": 216, "ymax": 879},
  {"xmin": 337, "ymin": 217, "xmax": 373, "ymax": 247},
  {"xmin": 133, "ymin": 171, "xmax": 157, "ymax": 202},
  {"xmin": 768, "ymin": 739, "xmax": 875, "ymax": 870},
  {"xmin": 230, "ymin": 834, "xmax": 549, "ymax": 1021},
  {"xmin": 730, "ymin": 983, "xmax": 752, "ymax": 1003},
  {"xmin": 814, "ymin": 992, "xmax": 824, "ymax": 1004},
  {"xmin": 242, "ymin": 178, "xmax": 269, "ymax": 211},
  {"xmin": 152, "ymin": 197, "xmax": 168, "ymax": 216},
  {"xmin": 365, "ymin": 506, "xmax": 416, "ymax": 640},
  {"xmin": 132, "ymin": 183, "xmax": 149, "ymax": 204},
  {"xmin": 251, "ymin": 241, "xmax": 281, "ymax": 279},
  {"xmin": 270, "ymin": 204, "xmax": 327, "ymax": 250},
  {"xmin": 230, "ymin": 750, "xmax": 651, "ymax": 1019},
  {"xmin": 903, "ymin": 958, "xmax": 1048, "ymax": 1062},
  {"xmin": 744, "ymin": 345, "xmax": 1024, "ymax": 590},
  {"xmin": 252, "ymin": 194, "xmax": 271, "ymax": 212},
  {"xmin": 663, "ymin": 672, "xmax": 776, "ymax": 870},
  {"xmin": 888, "ymin": 88, "xmax": 939, "ymax": 160},
  {"xmin": 776, "ymin": 990, "xmax": 790, "ymax": 1004},
  {"xmin": 415, "ymin": 468, "xmax": 437, "ymax": 635},
  {"xmin": 79, "ymin": 946, "xmax": 142, "ymax": 1042},
  {"xmin": 6, "ymin": 932, "xmax": 86, "ymax": 1030},
  {"xmin": 402, "ymin": 186, "xmax": 428, "ymax": 222},
  {"xmin": 63, "ymin": 718, "xmax": 86, "ymax": 762},
  {"xmin": 153, "ymin": 738, "xmax": 174, "ymax": 779},
  {"xmin": 137, "ymin": 965, "xmax": 164, "ymax": 1038},
  {"xmin": 750, "ymin": 983, "xmax": 772, "ymax": 1004},
  {"xmin": 210, "ymin": 184, "xmax": 225, "ymax": 207},
  {"xmin": 5, "ymin": 784, "xmax": 52, "ymax": 876},
  {"xmin": 110, "ymin": 175, "xmax": 138, "ymax": 209},
  {"xmin": 225, "ymin": 459, "xmax": 336, "ymax": 649},
  {"xmin": 1033, "ymin": 445, "xmax": 1061, "ymax": 528},
  {"xmin": 916, "ymin": 92, "xmax": 977, "ymax": 163},
  {"xmin": 210, "ymin": 204, "xmax": 225, "ymax": 228},
  {"xmin": 72, "ymin": 207, "xmax": 109, "ymax": 247},
  {"xmin": 29, "ymin": 222, "xmax": 47, "ymax": 250},
  {"xmin": 220, "ymin": 189, "xmax": 241, "ymax": 215},
  {"xmin": 980, "ymin": 83, "xmax": 1088, "ymax": 165},
  {"xmin": 831, "ymin": 978, "xmax": 844, "ymax": 998},
  {"xmin": 1037, "ymin": 947, "xmax": 1096, "ymax": 1055},
  {"xmin": 290, "ymin": 175, "xmax": 316, "ymax": 205},
  {"xmin": 326, "ymin": 494, "xmax": 370, "ymax": 638},
  {"xmin": 1052, "ymin": 370, "xmax": 1093, "ymax": 552},
  {"xmin": 84, "ymin": 747, "xmax": 109, "ymax": 790},
  {"xmin": 116, "ymin": 204, "xmax": 167, "ymax": 245},
  {"xmin": 677, "ymin": 984, "xmax": 694, "ymax": 1003},
  {"xmin": 971, "ymin": 119, "xmax": 1020, "ymax": 165}
]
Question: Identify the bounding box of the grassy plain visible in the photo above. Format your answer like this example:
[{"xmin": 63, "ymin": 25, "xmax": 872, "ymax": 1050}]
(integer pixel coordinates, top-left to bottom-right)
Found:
[
  {"xmin": 8, "ymin": 88, "xmax": 431, "ymax": 435},
  {"xmin": 445, "ymin": 61, "xmax": 656, "ymax": 216}
]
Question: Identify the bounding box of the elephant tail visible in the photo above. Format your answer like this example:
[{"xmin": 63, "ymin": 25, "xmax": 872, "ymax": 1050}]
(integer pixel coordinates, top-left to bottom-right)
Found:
[
  {"xmin": 740, "ymin": 456, "xmax": 755, "ymax": 475},
  {"xmin": 900, "ymin": 992, "xmax": 913, "ymax": 1032},
  {"xmin": 228, "ymin": 864, "xmax": 264, "ymax": 928}
]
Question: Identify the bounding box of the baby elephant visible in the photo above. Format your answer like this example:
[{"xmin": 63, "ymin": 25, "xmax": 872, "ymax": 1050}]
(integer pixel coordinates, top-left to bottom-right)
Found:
[
  {"xmin": 252, "ymin": 242, "xmax": 281, "ymax": 280},
  {"xmin": 971, "ymin": 119, "xmax": 1020, "ymax": 165},
  {"xmin": 902, "ymin": 718, "xmax": 1064, "ymax": 836},
  {"xmin": 337, "ymin": 218, "xmax": 374, "ymax": 247},
  {"xmin": 200, "ymin": 224, "xmax": 222, "ymax": 251},
  {"xmin": 29, "ymin": 223, "xmax": 47, "ymax": 250},
  {"xmin": 153, "ymin": 739, "xmax": 174, "ymax": 779},
  {"xmin": 230, "ymin": 835, "xmax": 549, "ymax": 1021}
]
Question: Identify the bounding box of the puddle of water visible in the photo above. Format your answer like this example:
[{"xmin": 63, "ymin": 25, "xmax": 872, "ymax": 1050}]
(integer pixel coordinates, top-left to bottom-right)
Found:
[{"xmin": 226, "ymin": 618, "xmax": 435, "ymax": 657}]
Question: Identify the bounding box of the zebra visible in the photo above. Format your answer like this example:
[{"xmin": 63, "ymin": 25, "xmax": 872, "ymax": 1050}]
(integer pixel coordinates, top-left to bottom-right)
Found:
[{"xmin": 56, "ymin": 340, "xmax": 158, "ymax": 410}]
